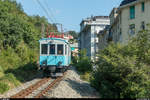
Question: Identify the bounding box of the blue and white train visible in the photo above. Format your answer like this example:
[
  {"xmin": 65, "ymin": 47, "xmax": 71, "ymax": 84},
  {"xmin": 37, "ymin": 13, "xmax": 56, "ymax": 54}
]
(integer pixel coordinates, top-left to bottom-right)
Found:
[{"xmin": 39, "ymin": 37, "xmax": 71, "ymax": 77}]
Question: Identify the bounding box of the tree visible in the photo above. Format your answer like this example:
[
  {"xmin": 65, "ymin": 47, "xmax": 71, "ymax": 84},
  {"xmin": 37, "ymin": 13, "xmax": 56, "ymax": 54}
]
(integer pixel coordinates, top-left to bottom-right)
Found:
[
  {"xmin": 75, "ymin": 49, "xmax": 92, "ymax": 73},
  {"xmin": 90, "ymin": 28, "xmax": 150, "ymax": 98},
  {"xmin": 0, "ymin": 0, "xmax": 59, "ymax": 94},
  {"xmin": 68, "ymin": 31, "xmax": 78, "ymax": 39}
]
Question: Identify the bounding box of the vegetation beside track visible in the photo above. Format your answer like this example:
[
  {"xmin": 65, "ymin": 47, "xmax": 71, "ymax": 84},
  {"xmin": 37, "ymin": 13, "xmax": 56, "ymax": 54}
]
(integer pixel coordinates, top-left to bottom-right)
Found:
[
  {"xmin": 73, "ymin": 26, "xmax": 150, "ymax": 98},
  {"xmin": 90, "ymin": 28, "xmax": 150, "ymax": 98},
  {"xmin": 0, "ymin": 0, "xmax": 57, "ymax": 94},
  {"xmin": 72, "ymin": 49, "xmax": 93, "ymax": 82}
]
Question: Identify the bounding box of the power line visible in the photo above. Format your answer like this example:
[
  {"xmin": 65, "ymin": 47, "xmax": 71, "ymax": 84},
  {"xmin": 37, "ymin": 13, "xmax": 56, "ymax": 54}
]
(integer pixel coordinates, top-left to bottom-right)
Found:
[
  {"xmin": 35, "ymin": 0, "xmax": 67, "ymax": 34},
  {"xmin": 33, "ymin": 0, "xmax": 45, "ymax": 16},
  {"xmin": 42, "ymin": 0, "xmax": 67, "ymax": 33},
  {"xmin": 44, "ymin": 0, "xmax": 57, "ymax": 23},
  {"xmin": 36, "ymin": 0, "xmax": 54, "ymax": 23}
]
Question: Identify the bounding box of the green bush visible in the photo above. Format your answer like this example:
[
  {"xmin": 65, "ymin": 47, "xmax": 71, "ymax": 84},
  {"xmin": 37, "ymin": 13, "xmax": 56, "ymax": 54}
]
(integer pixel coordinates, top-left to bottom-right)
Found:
[
  {"xmin": 0, "ymin": 73, "xmax": 20, "ymax": 89},
  {"xmin": 75, "ymin": 49, "xmax": 92, "ymax": 74},
  {"xmin": 80, "ymin": 72, "xmax": 91, "ymax": 82},
  {"xmin": 4, "ymin": 73, "xmax": 20, "ymax": 86},
  {"xmin": 0, "ymin": 66, "xmax": 3, "ymax": 72},
  {"xmin": 76, "ymin": 57, "xmax": 92, "ymax": 73},
  {"xmin": 0, "ymin": 44, "xmax": 38, "ymax": 93},
  {"xmin": 0, "ymin": 82, "xmax": 10, "ymax": 94},
  {"xmin": 91, "ymin": 29, "xmax": 150, "ymax": 98},
  {"xmin": 0, "ymin": 0, "xmax": 57, "ymax": 94},
  {"xmin": 0, "ymin": 47, "xmax": 21, "ymax": 70},
  {"xmin": 71, "ymin": 55, "xmax": 78, "ymax": 65},
  {"xmin": 0, "ymin": 72, "xmax": 4, "ymax": 78}
]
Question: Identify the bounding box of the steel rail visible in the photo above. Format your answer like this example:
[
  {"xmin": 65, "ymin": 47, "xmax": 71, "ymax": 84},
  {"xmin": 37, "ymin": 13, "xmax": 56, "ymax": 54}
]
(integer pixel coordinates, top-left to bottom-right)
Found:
[
  {"xmin": 35, "ymin": 72, "xmax": 67, "ymax": 98},
  {"xmin": 10, "ymin": 78, "xmax": 50, "ymax": 98}
]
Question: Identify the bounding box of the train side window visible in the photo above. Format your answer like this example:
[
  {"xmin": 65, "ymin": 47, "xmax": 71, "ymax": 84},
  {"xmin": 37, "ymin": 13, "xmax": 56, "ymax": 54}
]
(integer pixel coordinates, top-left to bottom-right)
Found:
[
  {"xmin": 57, "ymin": 44, "xmax": 63, "ymax": 55},
  {"xmin": 49, "ymin": 44, "xmax": 55, "ymax": 54},
  {"xmin": 65, "ymin": 45, "xmax": 67, "ymax": 55},
  {"xmin": 41, "ymin": 44, "xmax": 48, "ymax": 55}
]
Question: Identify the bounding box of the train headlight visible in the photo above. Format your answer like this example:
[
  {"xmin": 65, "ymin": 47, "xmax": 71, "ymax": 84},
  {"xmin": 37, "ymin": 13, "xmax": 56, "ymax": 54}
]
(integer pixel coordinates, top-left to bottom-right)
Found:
[
  {"xmin": 58, "ymin": 61, "xmax": 62, "ymax": 65},
  {"xmin": 42, "ymin": 60, "xmax": 47, "ymax": 66}
]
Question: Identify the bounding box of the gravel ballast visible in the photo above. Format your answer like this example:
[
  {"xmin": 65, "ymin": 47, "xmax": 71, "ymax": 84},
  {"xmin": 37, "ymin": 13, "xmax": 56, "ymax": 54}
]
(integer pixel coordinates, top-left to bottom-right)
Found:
[
  {"xmin": 0, "ymin": 66, "xmax": 100, "ymax": 98},
  {"xmin": 45, "ymin": 66, "xmax": 100, "ymax": 98}
]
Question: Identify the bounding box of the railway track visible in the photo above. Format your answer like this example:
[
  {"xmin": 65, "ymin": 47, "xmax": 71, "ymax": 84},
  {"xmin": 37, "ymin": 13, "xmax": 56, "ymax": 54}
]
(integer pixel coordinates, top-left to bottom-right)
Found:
[
  {"xmin": 10, "ymin": 72, "xmax": 67, "ymax": 98},
  {"xmin": 35, "ymin": 74, "xmax": 65, "ymax": 98}
]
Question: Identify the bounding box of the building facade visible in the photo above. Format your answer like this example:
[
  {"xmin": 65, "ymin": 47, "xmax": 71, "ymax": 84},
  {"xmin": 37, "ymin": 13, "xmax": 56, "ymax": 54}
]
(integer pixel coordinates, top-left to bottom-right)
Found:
[
  {"xmin": 118, "ymin": 0, "xmax": 150, "ymax": 44},
  {"xmin": 98, "ymin": 25, "xmax": 110, "ymax": 51},
  {"xmin": 79, "ymin": 16, "xmax": 110, "ymax": 61},
  {"xmin": 109, "ymin": 8, "xmax": 122, "ymax": 43}
]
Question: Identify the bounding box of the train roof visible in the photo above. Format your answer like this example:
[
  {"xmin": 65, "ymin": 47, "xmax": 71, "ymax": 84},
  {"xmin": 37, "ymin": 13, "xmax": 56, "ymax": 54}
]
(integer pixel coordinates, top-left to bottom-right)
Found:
[{"xmin": 39, "ymin": 38, "xmax": 69, "ymax": 44}]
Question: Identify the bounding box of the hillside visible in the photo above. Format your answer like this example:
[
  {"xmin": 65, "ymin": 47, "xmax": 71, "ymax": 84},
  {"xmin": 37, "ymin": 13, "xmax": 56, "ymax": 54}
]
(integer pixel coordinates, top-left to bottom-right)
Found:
[{"xmin": 0, "ymin": 0, "xmax": 57, "ymax": 94}]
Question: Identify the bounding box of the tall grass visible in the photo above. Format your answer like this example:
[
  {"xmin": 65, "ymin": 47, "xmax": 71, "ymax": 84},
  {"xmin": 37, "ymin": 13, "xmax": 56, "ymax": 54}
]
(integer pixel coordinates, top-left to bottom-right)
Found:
[
  {"xmin": 72, "ymin": 49, "xmax": 92, "ymax": 82},
  {"xmin": 0, "ymin": 43, "xmax": 39, "ymax": 94}
]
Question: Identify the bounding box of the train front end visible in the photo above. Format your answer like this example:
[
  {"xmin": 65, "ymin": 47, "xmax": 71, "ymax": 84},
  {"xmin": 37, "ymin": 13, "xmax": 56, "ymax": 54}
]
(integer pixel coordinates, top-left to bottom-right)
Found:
[{"xmin": 39, "ymin": 38, "xmax": 71, "ymax": 77}]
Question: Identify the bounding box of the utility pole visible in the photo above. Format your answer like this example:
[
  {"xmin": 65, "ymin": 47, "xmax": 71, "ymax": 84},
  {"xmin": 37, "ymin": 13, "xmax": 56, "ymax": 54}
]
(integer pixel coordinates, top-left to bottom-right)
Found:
[
  {"xmin": 61, "ymin": 24, "xmax": 63, "ymax": 34},
  {"xmin": 54, "ymin": 23, "xmax": 63, "ymax": 34},
  {"xmin": 46, "ymin": 24, "xmax": 50, "ymax": 37},
  {"xmin": 41, "ymin": 23, "xmax": 45, "ymax": 38}
]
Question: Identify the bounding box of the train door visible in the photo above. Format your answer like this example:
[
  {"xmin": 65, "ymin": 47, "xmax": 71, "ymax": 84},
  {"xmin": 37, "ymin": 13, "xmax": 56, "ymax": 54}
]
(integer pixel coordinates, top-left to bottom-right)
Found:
[
  {"xmin": 56, "ymin": 44, "xmax": 64, "ymax": 66},
  {"xmin": 47, "ymin": 44, "xmax": 56, "ymax": 65}
]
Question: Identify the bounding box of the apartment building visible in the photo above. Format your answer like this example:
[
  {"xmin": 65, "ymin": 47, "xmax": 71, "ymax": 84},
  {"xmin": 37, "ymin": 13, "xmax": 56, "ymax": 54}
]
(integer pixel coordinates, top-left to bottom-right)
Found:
[
  {"xmin": 98, "ymin": 25, "xmax": 110, "ymax": 51},
  {"xmin": 109, "ymin": 8, "xmax": 122, "ymax": 43},
  {"xmin": 118, "ymin": 0, "xmax": 150, "ymax": 44},
  {"xmin": 97, "ymin": 8, "xmax": 121, "ymax": 52},
  {"xmin": 78, "ymin": 16, "xmax": 110, "ymax": 61}
]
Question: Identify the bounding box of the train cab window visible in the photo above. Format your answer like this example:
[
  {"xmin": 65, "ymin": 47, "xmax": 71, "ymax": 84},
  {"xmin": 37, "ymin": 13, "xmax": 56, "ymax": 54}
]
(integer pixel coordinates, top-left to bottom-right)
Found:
[
  {"xmin": 49, "ymin": 44, "xmax": 55, "ymax": 54},
  {"xmin": 41, "ymin": 44, "xmax": 48, "ymax": 55},
  {"xmin": 57, "ymin": 44, "xmax": 63, "ymax": 55}
]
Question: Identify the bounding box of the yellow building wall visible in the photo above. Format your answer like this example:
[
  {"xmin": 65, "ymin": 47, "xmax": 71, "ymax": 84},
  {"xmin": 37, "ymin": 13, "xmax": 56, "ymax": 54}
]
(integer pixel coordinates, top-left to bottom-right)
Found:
[{"xmin": 121, "ymin": 0, "xmax": 150, "ymax": 44}]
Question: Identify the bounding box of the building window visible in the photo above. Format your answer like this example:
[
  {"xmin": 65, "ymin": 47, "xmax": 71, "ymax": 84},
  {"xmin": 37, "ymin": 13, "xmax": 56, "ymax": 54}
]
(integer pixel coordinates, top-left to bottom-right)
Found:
[
  {"xmin": 129, "ymin": 24, "xmax": 135, "ymax": 35},
  {"xmin": 141, "ymin": 2, "xmax": 145, "ymax": 12},
  {"xmin": 41, "ymin": 44, "xmax": 48, "ymax": 55},
  {"xmin": 49, "ymin": 44, "xmax": 55, "ymax": 54},
  {"xmin": 57, "ymin": 44, "xmax": 63, "ymax": 55},
  {"xmin": 130, "ymin": 6, "xmax": 135, "ymax": 19},
  {"xmin": 141, "ymin": 21, "xmax": 145, "ymax": 30}
]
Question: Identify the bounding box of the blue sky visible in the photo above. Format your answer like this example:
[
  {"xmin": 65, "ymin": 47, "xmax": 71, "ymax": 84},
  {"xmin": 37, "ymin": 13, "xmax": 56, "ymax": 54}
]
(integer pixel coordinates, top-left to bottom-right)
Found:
[{"xmin": 16, "ymin": 0, "xmax": 122, "ymax": 32}]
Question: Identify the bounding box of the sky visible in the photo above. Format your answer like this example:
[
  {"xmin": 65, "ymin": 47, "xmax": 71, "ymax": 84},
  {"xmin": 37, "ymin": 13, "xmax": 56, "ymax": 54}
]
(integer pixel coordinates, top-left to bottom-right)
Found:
[{"xmin": 16, "ymin": 0, "xmax": 122, "ymax": 32}]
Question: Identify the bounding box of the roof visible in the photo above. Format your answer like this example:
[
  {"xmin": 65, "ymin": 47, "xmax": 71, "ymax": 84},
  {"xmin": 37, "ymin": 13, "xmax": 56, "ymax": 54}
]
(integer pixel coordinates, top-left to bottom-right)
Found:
[
  {"xmin": 120, "ymin": 0, "xmax": 138, "ymax": 6},
  {"xmin": 93, "ymin": 16, "xmax": 109, "ymax": 19},
  {"xmin": 39, "ymin": 38, "xmax": 69, "ymax": 44},
  {"xmin": 80, "ymin": 16, "xmax": 109, "ymax": 25}
]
